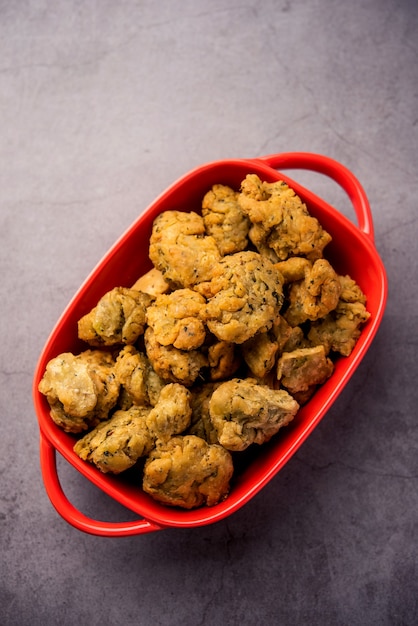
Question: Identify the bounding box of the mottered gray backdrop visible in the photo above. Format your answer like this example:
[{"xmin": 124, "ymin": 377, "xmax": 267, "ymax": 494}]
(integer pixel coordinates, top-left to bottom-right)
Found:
[{"xmin": 1, "ymin": 1, "xmax": 417, "ymax": 625}]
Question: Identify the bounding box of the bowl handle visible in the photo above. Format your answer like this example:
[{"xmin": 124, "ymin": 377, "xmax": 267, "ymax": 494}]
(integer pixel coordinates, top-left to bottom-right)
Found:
[
  {"xmin": 257, "ymin": 152, "xmax": 374, "ymax": 240},
  {"xmin": 40, "ymin": 433, "xmax": 162, "ymax": 537}
]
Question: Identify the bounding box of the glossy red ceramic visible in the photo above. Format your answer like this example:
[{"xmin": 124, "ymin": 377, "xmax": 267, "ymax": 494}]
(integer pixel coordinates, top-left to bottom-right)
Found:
[{"xmin": 33, "ymin": 153, "xmax": 387, "ymax": 536}]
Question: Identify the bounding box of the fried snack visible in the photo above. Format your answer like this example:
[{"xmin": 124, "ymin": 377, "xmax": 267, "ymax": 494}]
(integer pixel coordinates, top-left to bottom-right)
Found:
[
  {"xmin": 241, "ymin": 318, "xmax": 306, "ymax": 382},
  {"xmin": 73, "ymin": 405, "xmax": 154, "ymax": 474},
  {"xmin": 284, "ymin": 259, "xmax": 341, "ymax": 326},
  {"xmin": 209, "ymin": 378, "xmax": 299, "ymax": 451},
  {"xmin": 115, "ymin": 345, "xmax": 165, "ymax": 407},
  {"xmin": 144, "ymin": 327, "xmax": 208, "ymax": 386},
  {"xmin": 146, "ymin": 288, "xmax": 207, "ymax": 351},
  {"xmin": 275, "ymin": 256, "xmax": 312, "ymax": 283},
  {"xmin": 146, "ymin": 383, "xmax": 192, "ymax": 443},
  {"xmin": 187, "ymin": 383, "xmax": 220, "ymax": 444},
  {"xmin": 131, "ymin": 267, "xmax": 170, "ymax": 297},
  {"xmin": 207, "ymin": 339, "xmax": 241, "ymax": 381},
  {"xmin": 277, "ymin": 345, "xmax": 334, "ymax": 394},
  {"xmin": 241, "ymin": 331, "xmax": 280, "ymax": 379},
  {"xmin": 39, "ymin": 172, "xmax": 372, "ymax": 511},
  {"xmin": 38, "ymin": 350, "xmax": 119, "ymax": 434},
  {"xmin": 274, "ymin": 315, "xmax": 307, "ymax": 353},
  {"xmin": 308, "ymin": 275, "xmax": 370, "ymax": 356},
  {"xmin": 78, "ymin": 287, "xmax": 153, "ymax": 346},
  {"xmin": 238, "ymin": 175, "xmax": 332, "ymax": 262},
  {"xmin": 142, "ymin": 435, "xmax": 233, "ymax": 509},
  {"xmin": 203, "ymin": 251, "xmax": 284, "ymax": 344},
  {"xmin": 201, "ymin": 183, "xmax": 250, "ymax": 255},
  {"xmin": 339, "ymin": 273, "xmax": 368, "ymax": 304},
  {"xmin": 149, "ymin": 210, "xmax": 221, "ymax": 288}
]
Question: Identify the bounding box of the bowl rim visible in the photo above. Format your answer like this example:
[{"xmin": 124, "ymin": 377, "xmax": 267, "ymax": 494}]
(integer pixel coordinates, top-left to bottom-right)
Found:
[{"xmin": 33, "ymin": 152, "xmax": 388, "ymax": 535}]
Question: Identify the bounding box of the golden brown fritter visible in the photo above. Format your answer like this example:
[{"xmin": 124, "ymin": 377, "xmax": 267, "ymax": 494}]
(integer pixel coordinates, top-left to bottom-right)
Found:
[
  {"xmin": 207, "ymin": 340, "xmax": 241, "ymax": 381},
  {"xmin": 202, "ymin": 184, "xmax": 250, "ymax": 255},
  {"xmin": 114, "ymin": 345, "xmax": 165, "ymax": 408},
  {"xmin": 38, "ymin": 350, "xmax": 119, "ymax": 434},
  {"xmin": 291, "ymin": 387, "xmax": 318, "ymax": 407},
  {"xmin": 73, "ymin": 405, "xmax": 154, "ymax": 474},
  {"xmin": 241, "ymin": 316, "xmax": 306, "ymax": 381},
  {"xmin": 241, "ymin": 331, "xmax": 280, "ymax": 379},
  {"xmin": 131, "ymin": 267, "xmax": 170, "ymax": 297},
  {"xmin": 277, "ymin": 345, "xmax": 334, "ymax": 394},
  {"xmin": 149, "ymin": 210, "xmax": 221, "ymax": 288},
  {"xmin": 81, "ymin": 350, "xmax": 120, "ymax": 417},
  {"xmin": 144, "ymin": 327, "xmax": 208, "ymax": 386},
  {"xmin": 273, "ymin": 315, "xmax": 307, "ymax": 353},
  {"xmin": 338, "ymin": 274, "xmax": 368, "ymax": 305},
  {"xmin": 146, "ymin": 383, "xmax": 192, "ymax": 443},
  {"xmin": 275, "ymin": 256, "xmax": 312, "ymax": 283},
  {"xmin": 238, "ymin": 175, "xmax": 332, "ymax": 262},
  {"xmin": 142, "ymin": 435, "xmax": 233, "ymax": 509},
  {"xmin": 209, "ymin": 378, "xmax": 299, "ymax": 451},
  {"xmin": 308, "ymin": 275, "xmax": 370, "ymax": 356},
  {"xmin": 203, "ymin": 251, "xmax": 284, "ymax": 344},
  {"xmin": 78, "ymin": 287, "xmax": 153, "ymax": 346},
  {"xmin": 187, "ymin": 383, "xmax": 220, "ymax": 444},
  {"xmin": 146, "ymin": 288, "xmax": 207, "ymax": 351},
  {"xmin": 284, "ymin": 259, "xmax": 341, "ymax": 326}
]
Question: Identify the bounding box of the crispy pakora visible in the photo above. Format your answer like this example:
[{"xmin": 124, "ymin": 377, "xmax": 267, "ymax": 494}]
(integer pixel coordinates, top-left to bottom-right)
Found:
[
  {"xmin": 284, "ymin": 259, "xmax": 341, "ymax": 326},
  {"xmin": 308, "ymin": 275, "xmax": 370, "ymax": 356},
  {"xmin": 144, "ymin": 327, "xmax": 208, "ymax": 386},
  {"xmin": 203, "ymin": 251, "xmax": 284, "ymax": 344},
  {"xmin": 131, "ymin": 267, "xmax": 170, "ymax": 297},
  {"xmin": 187, "ymin": 383, "xmax": 220, "ymax": 444},
  {"xmin": 202, "ymin": 183, "xmax": 250, "ymax": 255},
  {"xmin": 149, "ymin": 210, "xmax": 221, "ymax": 288},
  {"xmin": 207, "ymin": 339, "xmax": 241, "ymax": 381},
  {"xmin": 238, "ymin": 175, "xmax": 332, "ymax": 262},
  {"xmin": 241, "ymin": 331, "xmax": 280, "ymax": 379},
  {"xmin": 115, "ymin": 345, "xmax": 165, "ymax": 408},
  {"xmin": 142, "ymin": 435, "xmax": 233, "ymax": 509},
  {"xmin": 275, "ymin": 256, "xmax": 312, "ymax": 283},
  {"xmin": 146, "ymin": 383, "xmax": 192, "ymax": 442},
  {"xmin": 277, "ymin": 345, "xmax": 334, "ymax": 394},
  {"xmin": 38, "ymin": 350, "xmax": 119, "ymax": 434},
  {"xmin": 274, "ymin": 315, "xmax": 307, "ymax": 353},
  {"xmin": 78, "ymin": 287, "xmax": 153, "ymax": 346},
  {"xmin": 241, "ymin": 318, "xmax": 306, "ymax": 383},
  {"xmin": 209, "ymin": 378, "xmax": 299, "ymax": 451},
  {"xmin": 73, "ymin": 405, "xmax": 154, "ymax": 473},
  {"xmin": 146, "ymin": 288, "xmax": 207, "ymax": 351}
]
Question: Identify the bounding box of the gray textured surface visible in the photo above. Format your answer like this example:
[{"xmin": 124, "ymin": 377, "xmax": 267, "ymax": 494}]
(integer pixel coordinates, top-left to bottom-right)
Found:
[{"xmin": 1, "ymin": 1, "xmax": 417, "ymax": 624}]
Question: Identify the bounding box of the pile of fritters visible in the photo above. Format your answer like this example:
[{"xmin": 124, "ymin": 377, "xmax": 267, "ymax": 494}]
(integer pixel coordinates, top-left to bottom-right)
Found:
[{"xmin": 38, "ymin": 175, "xmax": 370, "ymax": 509}]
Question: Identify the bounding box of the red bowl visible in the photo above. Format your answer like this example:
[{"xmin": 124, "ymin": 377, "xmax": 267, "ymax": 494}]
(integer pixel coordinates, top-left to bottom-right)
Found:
[{"xmin": 33, "ymin": 152, "xmax": 387, "ymax": 536}]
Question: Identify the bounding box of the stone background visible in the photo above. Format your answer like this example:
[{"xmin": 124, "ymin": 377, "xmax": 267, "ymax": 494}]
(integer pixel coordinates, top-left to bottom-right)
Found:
[{"xmin": 1, "ymin": 1, "xmax": 417, "ymax": 624}]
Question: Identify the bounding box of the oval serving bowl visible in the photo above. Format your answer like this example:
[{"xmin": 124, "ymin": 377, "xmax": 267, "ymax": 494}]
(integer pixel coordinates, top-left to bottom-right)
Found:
[{"xmin": 33, "ymin": 152, "xmax": 387, "ymax": 536}]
